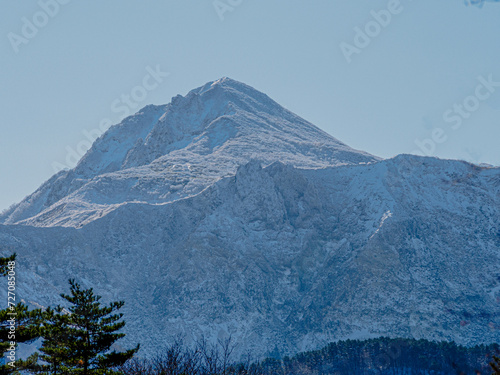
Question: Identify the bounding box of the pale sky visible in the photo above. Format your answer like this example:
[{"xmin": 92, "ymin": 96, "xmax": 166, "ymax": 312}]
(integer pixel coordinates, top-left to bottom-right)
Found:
[{"xmin": 1, "ymin": 0, "xmax": 499, "ymax": 211}]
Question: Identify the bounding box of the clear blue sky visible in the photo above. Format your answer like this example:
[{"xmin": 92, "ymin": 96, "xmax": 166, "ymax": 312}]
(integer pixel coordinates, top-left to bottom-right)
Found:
[{"xmin": 1, "ymin": 0, "xmax": 499, "ymax": 211}]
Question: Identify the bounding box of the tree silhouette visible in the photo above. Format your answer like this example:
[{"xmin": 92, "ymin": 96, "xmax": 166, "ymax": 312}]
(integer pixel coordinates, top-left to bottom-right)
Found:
[{"xmin": 34, "ymin": 279, "xmax": 139, "ymax": 375}]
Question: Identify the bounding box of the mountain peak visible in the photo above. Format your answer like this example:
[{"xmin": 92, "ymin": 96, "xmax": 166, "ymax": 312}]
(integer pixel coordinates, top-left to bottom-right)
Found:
[
  {"xmin": 194, "ymin": 77, "xmax": 252, "ymax": 94},
  {"xmin": 183, "ymin": 77, "xmax": 281, "ymax": 118},
  {"xmin": 199, "ymin": 76, "xmax": 235, "ymax": 87},
  {"xmin": 1, "ymin": 79, "xmax": 379, "ymax": 227}
]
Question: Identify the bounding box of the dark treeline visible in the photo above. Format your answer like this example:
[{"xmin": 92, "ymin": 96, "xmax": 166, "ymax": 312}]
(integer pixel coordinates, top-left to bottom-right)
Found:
[
  {"xmin": 260, "ymin": 337, "xmax": 499, "ymax": 375},
  {"xmin": 121, "ymin": 337, "xmax": 500, "ymax": 375}
]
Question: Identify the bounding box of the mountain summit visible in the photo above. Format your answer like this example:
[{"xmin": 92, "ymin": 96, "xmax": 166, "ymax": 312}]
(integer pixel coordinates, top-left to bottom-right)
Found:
[
  {"xmin": 0, "ymin": 79, "xmax": 498, "ymax": 358},
  {"xmin": 1, "ymin": 77, "xmax": 377, "ymax": 227}
]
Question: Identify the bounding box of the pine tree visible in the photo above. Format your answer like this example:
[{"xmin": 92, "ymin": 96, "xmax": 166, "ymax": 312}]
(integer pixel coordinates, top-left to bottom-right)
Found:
[
  {"xmin": 31, "ymin": 306, "xmax": 72, "ymax": 374},
  {"xmin": 491, "ymin": 355, "xmax": 500, "ymax": 375},
  {"xmin": 0, "ymin": 253, "xmax": 16, "ymax": 276},
  {"xmin": 0, "ymin": 254, "xmax": 41, "ymax": 374},
  {"xmin": 36, "ymin": 279, "xmax": 139, "ymax": 375}
]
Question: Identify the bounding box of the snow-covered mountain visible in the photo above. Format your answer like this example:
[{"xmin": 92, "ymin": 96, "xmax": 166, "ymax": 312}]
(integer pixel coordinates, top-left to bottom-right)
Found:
[
  {"xmin": 0, "ymin": 78, "xmax": 376, "ymax": 228},
  {"xmin": 0, "ymin": 78, "xmax": 498, "ymax": 358}
]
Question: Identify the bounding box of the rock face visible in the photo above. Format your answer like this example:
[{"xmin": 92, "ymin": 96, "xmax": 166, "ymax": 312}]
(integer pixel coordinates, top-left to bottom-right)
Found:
[{"xmin": 0, "ymin": 78, "xmax": 498, "ymax": 358}]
